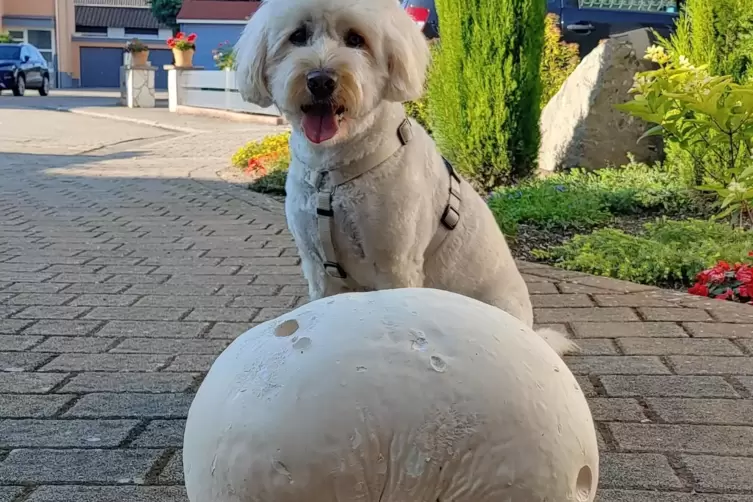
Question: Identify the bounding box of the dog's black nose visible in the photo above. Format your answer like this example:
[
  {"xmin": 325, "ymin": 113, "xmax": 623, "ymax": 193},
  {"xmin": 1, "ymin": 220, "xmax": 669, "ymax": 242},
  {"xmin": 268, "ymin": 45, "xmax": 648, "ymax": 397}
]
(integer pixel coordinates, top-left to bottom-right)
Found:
[{"xmin": 306, "ymin": 71, "xmax": 336, "ymax": 99}]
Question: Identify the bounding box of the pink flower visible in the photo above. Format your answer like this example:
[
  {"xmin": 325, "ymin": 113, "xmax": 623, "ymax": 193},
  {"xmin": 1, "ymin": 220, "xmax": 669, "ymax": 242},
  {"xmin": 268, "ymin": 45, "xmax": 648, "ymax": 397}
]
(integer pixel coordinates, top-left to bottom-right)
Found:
[
  {"xmin": 187, "ymin": 33, "xmax": 197, "ymax": 43},
  {"xmin": 736, "ymin": 265, "xmax": 753, "ymax": 284}
]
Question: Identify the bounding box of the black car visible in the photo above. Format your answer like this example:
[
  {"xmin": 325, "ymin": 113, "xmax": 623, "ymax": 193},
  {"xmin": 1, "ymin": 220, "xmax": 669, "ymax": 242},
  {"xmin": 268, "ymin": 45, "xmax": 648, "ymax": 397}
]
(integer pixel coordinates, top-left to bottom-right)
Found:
[
  {"xmin": 402, "ymin": 0, "xmax": 680, "ymax": 57},
  {"xmin": 0, "ymin": 43, "xmax": 51, "ymax": 97}
]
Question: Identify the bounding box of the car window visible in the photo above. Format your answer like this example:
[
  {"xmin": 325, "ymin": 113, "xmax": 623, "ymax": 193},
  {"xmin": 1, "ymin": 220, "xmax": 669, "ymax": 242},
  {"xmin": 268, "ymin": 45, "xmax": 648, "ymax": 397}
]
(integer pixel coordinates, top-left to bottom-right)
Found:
[
  {"xmin": 578, "ymin": 0, "xmax": 678, "ymax": 12},
  {"xmin": 19, "ymin": 46, "xmax": 29, "ymax": 60},
  {"xmin": 0, "ymin": 46, "xmax": 22, "ymax": 60},
  {"xmin": 31, "ymin": 47, "xmax": 44, "ymax": 62}
]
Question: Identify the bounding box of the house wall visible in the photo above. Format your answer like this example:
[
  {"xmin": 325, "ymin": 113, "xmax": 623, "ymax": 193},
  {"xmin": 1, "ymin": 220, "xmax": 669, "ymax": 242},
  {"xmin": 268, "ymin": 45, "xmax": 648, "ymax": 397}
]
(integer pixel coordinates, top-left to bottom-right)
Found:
[
  {"xmin": 178, "ymin": 22, "xmax": 244, "ymax": 69},
  {"xmin": 3, "ymin": 0, "xmax": 56, "ymax": 17}
]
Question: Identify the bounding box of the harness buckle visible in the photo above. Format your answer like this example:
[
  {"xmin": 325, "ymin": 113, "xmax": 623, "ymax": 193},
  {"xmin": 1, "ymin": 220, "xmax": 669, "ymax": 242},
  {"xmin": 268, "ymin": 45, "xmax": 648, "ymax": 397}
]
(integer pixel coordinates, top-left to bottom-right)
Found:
[
  {"xmin": 441, "ymin": 205, "xmax": 460, "ymax": 230},
  {"xmin": 323, "ymin": 262, "xmax": 347, "ymax": 279}
]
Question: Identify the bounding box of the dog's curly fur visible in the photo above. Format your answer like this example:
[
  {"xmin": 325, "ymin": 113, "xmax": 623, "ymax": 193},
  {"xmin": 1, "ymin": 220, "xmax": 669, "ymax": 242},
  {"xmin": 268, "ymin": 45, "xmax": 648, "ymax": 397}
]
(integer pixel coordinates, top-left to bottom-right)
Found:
[{"xmin": 235, "ymin": 0, "xmax": 578, "ymax": 355}]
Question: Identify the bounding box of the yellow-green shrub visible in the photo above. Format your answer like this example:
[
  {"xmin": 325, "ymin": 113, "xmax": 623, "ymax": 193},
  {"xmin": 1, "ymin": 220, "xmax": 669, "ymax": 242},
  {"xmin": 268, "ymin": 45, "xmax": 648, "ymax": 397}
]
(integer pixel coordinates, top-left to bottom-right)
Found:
[
  {"xmin": 540, "ymin": 14, "xmax": 580, "ymax": 108},
  {"xmin": 231, "ymin": 131, "xmax": 291, "ymax": 173}
]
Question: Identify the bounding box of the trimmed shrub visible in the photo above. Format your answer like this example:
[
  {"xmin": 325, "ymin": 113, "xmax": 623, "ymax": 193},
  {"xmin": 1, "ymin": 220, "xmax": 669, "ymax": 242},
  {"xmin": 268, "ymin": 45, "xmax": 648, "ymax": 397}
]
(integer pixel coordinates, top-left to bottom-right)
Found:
[
  {"xmin": 539, "ymin": 219, "xmax": 753, "ymax": 287},
  {"xmin": 231, "ymin": 132, "xmax": 291, "ymax": 171},
  {"xmin": 540, "ymin": 14, "xmax": 580, "ymax": 108},
  {"xmin": 428, "ymin": 0, "xmax": 546, "ymax": 189}
]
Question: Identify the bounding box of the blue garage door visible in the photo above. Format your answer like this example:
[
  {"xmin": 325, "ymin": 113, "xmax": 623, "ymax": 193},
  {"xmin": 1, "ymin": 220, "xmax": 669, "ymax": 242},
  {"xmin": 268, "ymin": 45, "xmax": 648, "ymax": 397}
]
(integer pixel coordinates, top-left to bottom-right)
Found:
[
  {"xmin": 80, "ymin": 47, "xmax": 123, "ymax": 88},
  {"xmin": 149, "ymin": 49, "xmax": 173, "ymax": 90}
]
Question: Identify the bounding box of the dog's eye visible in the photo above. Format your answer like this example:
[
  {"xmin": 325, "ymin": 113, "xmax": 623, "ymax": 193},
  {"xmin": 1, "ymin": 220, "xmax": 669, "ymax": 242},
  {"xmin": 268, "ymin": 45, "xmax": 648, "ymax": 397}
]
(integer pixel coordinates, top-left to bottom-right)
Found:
[
  {"xmin": 289, "ymin": 26, "xmax": 309, "ymax": 46},
  {"xmin": 344, "ymin": 30, "xmax": 365, "ymax": 49}
]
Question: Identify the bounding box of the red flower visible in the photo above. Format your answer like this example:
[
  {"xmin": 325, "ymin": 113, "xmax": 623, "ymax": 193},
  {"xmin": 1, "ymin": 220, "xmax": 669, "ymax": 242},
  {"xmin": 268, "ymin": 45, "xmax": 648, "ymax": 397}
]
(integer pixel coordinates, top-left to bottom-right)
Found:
[
  {"xmin": 707, "ymin": 266, "xmax": 727, "ymax": 283},
  {"xmin": 736, "ymin": 265, "xmax": 753, "ymax": 284},
  {"xmin": 187, "ymin": 33, "xmax": 197, "ymax": 43},
  {"xmin": 688, "ymin": 282, "xmax": 710, "ymax": 297},
  {"xmin": 718, "ymin": 261, "xmax": 731, "ymax": 271},
  {"xmin": 716, "ymin": 288, "xmax": 735, "ymax": 301},
  {"xmin": 737, "ymin": 283, "xmax": 753, "ymax": 299},
  {"xmin": 167, "ymin": 38, "xmax": 176, "ymax": 48},
  {"xmin": 696, "ymin": 269, "xmax": 711, "ymax": 284},
  {"xmin": 175, "ymin": 32, "xmax": 185, "ymax": 39},
  {"xmin": 748, "ymin": 251, "xmax": 753, "ymax": 257}
]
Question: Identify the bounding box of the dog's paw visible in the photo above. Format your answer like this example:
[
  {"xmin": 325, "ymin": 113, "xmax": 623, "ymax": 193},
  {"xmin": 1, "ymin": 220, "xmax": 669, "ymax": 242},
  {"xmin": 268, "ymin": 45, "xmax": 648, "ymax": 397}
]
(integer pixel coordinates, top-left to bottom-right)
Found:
[{"xmin": 535, "ymin": 328, "xmax": 580, "ymax": 356}]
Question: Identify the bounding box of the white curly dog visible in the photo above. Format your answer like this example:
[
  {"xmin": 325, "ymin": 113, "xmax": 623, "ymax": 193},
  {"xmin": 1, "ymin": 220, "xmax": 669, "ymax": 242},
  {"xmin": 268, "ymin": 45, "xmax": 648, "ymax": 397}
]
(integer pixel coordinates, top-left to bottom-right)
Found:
[{"xmin": 234, "ymin": 0, "xmax": 577, "ymax": 355}]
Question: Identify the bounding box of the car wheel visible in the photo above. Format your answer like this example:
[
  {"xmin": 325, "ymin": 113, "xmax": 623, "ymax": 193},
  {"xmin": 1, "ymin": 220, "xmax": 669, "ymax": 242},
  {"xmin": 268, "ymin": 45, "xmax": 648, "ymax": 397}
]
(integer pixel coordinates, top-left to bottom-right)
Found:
[
  {"xmin": 39, "ymin": 75, "xmax": 50, "ymax": 96},
  {"xmin": 12, "ymin": 75, "xmax": 25, "ymax": 97}
]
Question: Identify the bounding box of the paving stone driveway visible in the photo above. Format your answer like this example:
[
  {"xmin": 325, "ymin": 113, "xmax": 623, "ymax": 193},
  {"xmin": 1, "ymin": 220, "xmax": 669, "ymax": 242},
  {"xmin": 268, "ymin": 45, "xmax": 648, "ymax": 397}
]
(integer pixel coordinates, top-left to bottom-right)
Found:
[{"xmin": 1, "ymin": 104, "xmax": 752, "ymax": 501}]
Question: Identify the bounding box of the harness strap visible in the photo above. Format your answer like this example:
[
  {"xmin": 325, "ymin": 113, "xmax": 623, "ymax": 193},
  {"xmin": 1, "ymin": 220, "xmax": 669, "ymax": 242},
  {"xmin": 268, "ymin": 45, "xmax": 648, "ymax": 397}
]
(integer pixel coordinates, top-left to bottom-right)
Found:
[
  {"xmin": 426, "ymin": 157, "xmax": 462, "ymax": 257},
  {"xmin": 308, "ymin": 115, "xmax": 461, "ymax": 288}
]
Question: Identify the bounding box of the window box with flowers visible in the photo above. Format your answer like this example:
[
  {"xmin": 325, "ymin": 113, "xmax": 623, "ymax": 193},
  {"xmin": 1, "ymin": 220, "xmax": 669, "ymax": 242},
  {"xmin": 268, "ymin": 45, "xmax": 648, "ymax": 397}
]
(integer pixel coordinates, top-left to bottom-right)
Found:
[
  {"xmin": 168, "ymin": 32, "xmax": 197, "ymax": 68},
  {"xmin": 125, "ymin": 38, "xmax": 150, "ymax": 66}
]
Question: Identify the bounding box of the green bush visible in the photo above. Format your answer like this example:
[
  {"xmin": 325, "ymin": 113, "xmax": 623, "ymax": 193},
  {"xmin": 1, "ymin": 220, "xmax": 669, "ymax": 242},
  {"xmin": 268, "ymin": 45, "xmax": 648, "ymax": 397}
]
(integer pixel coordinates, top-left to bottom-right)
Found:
[
  {"xmin": 538, "ymin": 219, "xmax": 753, "ymax": 287},
  {"xmin": 659, "ymin": 0, "xmax": 753, "ymax": 83},
  {"xmin": 487, "ymin": 160, "xmax": 698, "ymax": 235},
  {"xmin": 0, "ymin": 32, "xmax": 13, "ymax": 43},
  {"xmin": 428, "ymin": 0, "xmax": 546, "ymax": 189},
  {"xmin": 249, "ymin": 169, "xmax": 287, "ymax": 196},
  {"xmin": 540, "ymin": 14, "xmax": 580, "ymax": 108}
]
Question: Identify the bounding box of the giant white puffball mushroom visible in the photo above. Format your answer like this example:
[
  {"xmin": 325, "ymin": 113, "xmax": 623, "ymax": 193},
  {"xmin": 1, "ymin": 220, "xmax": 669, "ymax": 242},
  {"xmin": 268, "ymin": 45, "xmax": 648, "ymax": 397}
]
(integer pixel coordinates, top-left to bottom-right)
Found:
[{"xmin": 183, "ymin": 288, "xmax": 599, "ymax": 502}]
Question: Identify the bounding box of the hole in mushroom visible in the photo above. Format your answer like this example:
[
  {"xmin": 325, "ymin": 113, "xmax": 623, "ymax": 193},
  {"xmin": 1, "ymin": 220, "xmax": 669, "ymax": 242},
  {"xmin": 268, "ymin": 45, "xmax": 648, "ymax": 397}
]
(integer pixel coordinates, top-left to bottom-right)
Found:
[
  {"xmin": 575, "ymin": 465, "xmax": 593, "ymax": 501},
  {"xmin": 275, "ymin": 319, "xmax": 299, "ymax": 337}
]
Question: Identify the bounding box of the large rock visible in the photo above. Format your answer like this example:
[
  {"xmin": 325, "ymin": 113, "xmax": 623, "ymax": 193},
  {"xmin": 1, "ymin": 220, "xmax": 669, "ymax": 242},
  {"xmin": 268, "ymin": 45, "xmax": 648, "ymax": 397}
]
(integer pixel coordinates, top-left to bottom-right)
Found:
[
  {"xmin": 184, "ymin": 288, "xmax": 599, "ymax": 502},
  {"xmin": 538, "ymin": 29, "xmax": 661, "ymax": 175}
]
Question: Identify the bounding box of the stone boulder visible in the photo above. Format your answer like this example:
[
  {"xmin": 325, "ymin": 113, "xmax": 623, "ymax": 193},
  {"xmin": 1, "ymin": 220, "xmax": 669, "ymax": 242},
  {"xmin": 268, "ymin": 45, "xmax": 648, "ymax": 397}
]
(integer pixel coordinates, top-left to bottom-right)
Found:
[{"xmin": 538, "ymin": 29, "xmax": 662, "ymax": 175}]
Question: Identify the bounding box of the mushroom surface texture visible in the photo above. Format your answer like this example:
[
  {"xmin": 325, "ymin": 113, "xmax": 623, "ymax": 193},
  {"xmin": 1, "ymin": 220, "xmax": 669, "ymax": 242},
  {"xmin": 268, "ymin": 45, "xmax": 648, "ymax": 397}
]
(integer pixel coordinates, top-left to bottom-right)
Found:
[{"xmin": 183, "ymin": 287, "xmax": 598, "ymax": 502}]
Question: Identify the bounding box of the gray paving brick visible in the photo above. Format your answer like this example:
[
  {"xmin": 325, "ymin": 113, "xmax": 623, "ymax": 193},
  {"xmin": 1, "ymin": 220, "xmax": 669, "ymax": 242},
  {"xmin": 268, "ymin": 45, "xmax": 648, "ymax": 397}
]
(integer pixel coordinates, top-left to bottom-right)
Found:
[
  {"xmin": 221, "ymin": 256, "xmax": 298, "ymax": 267},
  {"xmin": 596, "ymin": 490, "xmax": 753, "ymax": 502},
  {"xmin": 112, "ymin": 338, "xmax": 229, "ymax": 355},
  {"xmin": 537, "ymin": 308, "xmax": 640, "ymax": 324},
  {"xmin": 67, "ymin": 294, "xmax": 140, "ymax": 307},
  {"xmin": 0, "ymin": 319, "xmax": 33, "ymax": 334},
  {"xmin": 185, "ymin": 307, "xmax": 258, "ymax": 322},
  {"xmin": 0, "ymin": 352, "xmax": 53, "ymax": 371},
  {"xmin": 32, "ymin": 337, "xmax": 115, "ymax": 353},
  {"xmin": 60, "ymin": 372, "xmax": 196, "ymax": 393},
  {"xmin": 609, "ymin": 423, "xmax": 753, "ymax": 455},
  {"xmin": 0, "ymin": 306, "xmax": 23, "ymax": 319},
  {"xmin": 564, "ymin": 356, "xmax": 670, "ymax": 375},
  {"xmin": 134, "ymin": 295, "xmax": 231, "ymax": 308},
  {"xmin": 574, "ymin": 339, "xmax": 620, "ymax": 355},
  {"xmin": 253, "ymin": 274, "xmax": 307, "ymax": 285},
  {"xmin": 48, "ymin": 273, "xmax": 114, "ymax": 283},
  {"xmin": 42, "ymin": 353, "xmax": 169, "ymax": 372},
  {"xmin": 205, "ymin": 322, "xmax": 254, "ymax": 339},
  {"xmin": 165, "ymin": 354, "xmax": 217, "ymax": 372},
  {"xmin": 0, "ymin": 373, "xmax": 69, "ymax": 394},
  {"xmin": 682, "ymin": 455, "xmax": 753, "ymax": 492},
  {"xmin": 59, "ymin": 283, "xmax": 128, "ymax": 294},
  {"xmin": 124, "ymin": 284, "xmax": 222, "ymax": 296},
  {"xmin": 64, "ymin": 393, "xmax": 193, "ymax": 418},
  {"xmin": 152, "ymin": 265, "xmax": 239, "ymax": 276},
  {"xmin": 278, "ymin": 285, "xmax": 308, "ymax": 296},
  {"xmin": 2, "ymin": 283, "xmax": 68, "ymax": 294},
  {"xmin": 255, "ymin": 307, "xmax": 292, "ymax": 323},
  {"xmin": 0, "ymin": 419, "xmax": 139, "ymax": 448},
  {"xmin": 25, "ymin": 485, "xmax": 188, "ymax": 502},
  {"xmin": 12, "ymin": 306, "xmax": 90, "ymax": 320},
  {"xmin": 96, "ymin": 320, "xmax": 208, "ymax": 338},
  {"xmin": 0, "ymin": 448, "xmax": 163, "ymax": 484},
  {"xmin": 24, "ymin": 320, "xmax": 103, "ymax": 336},
  {"xmin": 639, "ymin": 308, "xmax": 713, "ymax": 322},
  {"xmin": 647, "ymin": 398, "xmax": 753, "ymax": 425},
  {"xmin": 132, "ymin": 419, "xmax": 186, "ymax": 447},
  {"xmin": 158, "ymin": 452, "xmax": 183, "ymax": 484},
  {"xmin": 599, "ymin": 453, "xmax": 684, "ymax": 490},
  {"xmin": 106, "ymin": 274, "xmax": 170, "ymax": 284},
  {"xmin": 737, "ymin": 376, "xmax": 753, "ymax": 395},
  {"xmin": 530, "ymin": 294, "xmax": 594, "ymax": 308},
  {"xmin": 166, "ymin": 275, "xmax": 253, "ymax": 286},
  {"xmin": 97, "ymin": 265, "xmax": 158, "ymax": 275},
  {"xmin": 0, "ymin": 394, "xmax": 74, "ymax": 418},
  {"xmin": 0, "ymin": 487, "xmax": 23, "ymax": 502},
  {"xmin": 84, "ymin": 307, "xmax": 189, "ymax": 321},
  {"xmin": 0, "ymin": 335, "xmax": 43, "ymax": 351},
  {"xmin": 587, "ymin": 398, "xmax": 646, "ymax": 421},
  {"xmin": 617, "ymin": 338, "xmax": 743, "ymax": 356},
  {"xmin": 5, "ymin": 293, "xmax": 77, "ymax": 306},
  {"xmin": 668, "ymin": 356, "xmax": 753, "ymax": 375},
  {"xmin": 600, "ymin": 375, "xmax": 739, "ymax": 398},
  {"xmin": 0, "ymin": 272, "xmax": 54, "ymax": 283},
  {"xmin": 230, "ymin": 295, "xmax": 297, "ymax": 309}
]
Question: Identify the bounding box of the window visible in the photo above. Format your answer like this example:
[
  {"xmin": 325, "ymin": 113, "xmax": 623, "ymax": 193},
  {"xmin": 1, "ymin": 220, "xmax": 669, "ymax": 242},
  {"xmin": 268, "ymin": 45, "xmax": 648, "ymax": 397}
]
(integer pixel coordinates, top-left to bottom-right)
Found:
[
  {"xmin": 8, "ymin": 30, "xmax": 24, "ymax": 42},
  {"xmin": 75, "ymin": 25, "xmax": 108, "ymax": 35},
  {"xmin": 578, "ymin": 0, "xmax": 678, "ymax": 12},
  {"xmin": 27, "ymin": 30, "xmax": 54, "ymax": 65},
  {"xmin": 124, "ymin": 27, "xmax": 159, "ymax": 36}
]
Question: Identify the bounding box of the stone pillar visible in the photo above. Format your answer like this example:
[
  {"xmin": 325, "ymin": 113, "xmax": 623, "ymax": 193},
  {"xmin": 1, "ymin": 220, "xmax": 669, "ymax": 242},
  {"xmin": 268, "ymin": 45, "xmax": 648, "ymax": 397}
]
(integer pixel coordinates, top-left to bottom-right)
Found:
[
  {"xmin": 165, "ymin": 65, "xmax": 204, "ymax": 112},
  {"xmin": 120, "ymin": 65, "xmax": 157, "ymax": 108}
]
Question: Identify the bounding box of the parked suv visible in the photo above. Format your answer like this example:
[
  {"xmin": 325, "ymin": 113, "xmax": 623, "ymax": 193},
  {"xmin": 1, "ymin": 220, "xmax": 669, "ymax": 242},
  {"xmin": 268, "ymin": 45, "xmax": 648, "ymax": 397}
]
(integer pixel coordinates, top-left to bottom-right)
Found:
[
  {"xmin": 0, "ymin": 43, "xmax": 51, "ymax": 97},
  {"xmin": 402, "ymin": 0, "xmax": 680, "ymax": 57}
]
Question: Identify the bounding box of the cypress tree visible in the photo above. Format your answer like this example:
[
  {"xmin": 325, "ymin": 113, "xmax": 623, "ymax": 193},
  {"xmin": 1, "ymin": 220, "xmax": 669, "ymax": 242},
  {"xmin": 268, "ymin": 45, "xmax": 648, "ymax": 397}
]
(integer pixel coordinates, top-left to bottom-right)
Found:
[{"xmin": 428, "ymin": 0, "xmax": 546, "ymax": 189}]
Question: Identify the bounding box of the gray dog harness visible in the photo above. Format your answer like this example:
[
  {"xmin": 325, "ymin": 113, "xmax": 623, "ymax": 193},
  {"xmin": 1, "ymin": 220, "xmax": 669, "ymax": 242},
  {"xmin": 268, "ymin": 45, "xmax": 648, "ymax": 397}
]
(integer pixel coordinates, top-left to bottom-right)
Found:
[{"xmin": 303, "ymin": 115, "xmax": 462, "ymax": 289}]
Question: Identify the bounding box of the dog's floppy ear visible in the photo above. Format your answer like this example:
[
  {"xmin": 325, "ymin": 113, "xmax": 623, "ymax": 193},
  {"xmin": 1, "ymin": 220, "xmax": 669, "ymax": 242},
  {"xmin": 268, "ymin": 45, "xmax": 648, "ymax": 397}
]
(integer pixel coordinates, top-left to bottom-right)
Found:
[
  {"xmin": 235, "ymin": 1, "xmax": 273, "ymax": 107},
  {"xmin": 382, "ymin": 9, "xmax": 431, "ymax": 103}
]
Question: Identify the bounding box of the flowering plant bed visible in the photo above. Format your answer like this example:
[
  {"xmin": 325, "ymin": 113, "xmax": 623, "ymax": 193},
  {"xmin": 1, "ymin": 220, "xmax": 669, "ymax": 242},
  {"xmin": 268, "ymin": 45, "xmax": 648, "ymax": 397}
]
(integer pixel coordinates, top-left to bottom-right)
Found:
[
  {"xmin": 213, "ymin": 41, "xmax": 236, "ymax": 70},
  {"xmin": 167, "ymin": 32, "xmax": 197, "ymax": 51},
  {"xmin": 689, "ymin": 253, "xmax": 753, "ymax": 303}
]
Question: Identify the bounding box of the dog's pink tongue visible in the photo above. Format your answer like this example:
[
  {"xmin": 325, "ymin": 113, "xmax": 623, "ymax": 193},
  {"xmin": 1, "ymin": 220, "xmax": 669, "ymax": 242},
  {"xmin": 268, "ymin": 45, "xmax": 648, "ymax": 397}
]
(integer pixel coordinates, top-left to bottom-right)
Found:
[{"xmin": 302, "ymin": 112, "xmax": 338, "ymax": 144}]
